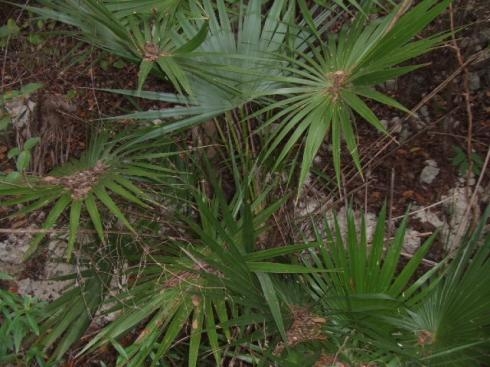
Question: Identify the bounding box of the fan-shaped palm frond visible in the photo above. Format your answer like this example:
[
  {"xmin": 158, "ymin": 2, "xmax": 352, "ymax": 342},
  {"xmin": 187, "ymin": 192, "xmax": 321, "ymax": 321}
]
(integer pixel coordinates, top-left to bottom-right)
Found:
[
  {"xmin": 301, "ymin": 205, "xmax": 443, "ymax": 363},
  {"xmin": 116, "ymin": 0, "xmax": 296, "ymax": 143},
  {"xmin": 313, "ymin": 0, "xmax": 396, "ymax": 13},
  {"xmin": 28, "ymin": 0, "xmax": 206, "ymax": 94},
  {"xmin": 75, "ymin": 175, "xmax": 325, "ymax": 366},
  {"xmin": 31, "ymin": 252, "xmax": 113, "ymax": 363},
  {"xmin": 298, "ymin": 205, "xmax": 490, "ymax": 365},
  {"xmin": 260, "ymin": 0, "xmax": 450, "ymax": 192},
  {"xmin": 0, "ymin": 132, "xmax": 180, "ymax": 259},
  {"xmin": 399, "ymin": 206, "xmax": 490, "ymax": 366}
]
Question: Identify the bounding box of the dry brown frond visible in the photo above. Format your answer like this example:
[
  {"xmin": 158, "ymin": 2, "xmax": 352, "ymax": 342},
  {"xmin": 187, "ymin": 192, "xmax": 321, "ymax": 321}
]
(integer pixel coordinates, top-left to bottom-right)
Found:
[
  {"xmin": 418, "ymin": 329, "xmax": 435, "ymax": 347},
  {"xmin": 163, "ymin": 263, "xmax": 221, "ymax": 289},
  {"xmin": 41, "ymin": 160, "xmax": 108, "ymax": 200},
  {"xmin": 143, "ymin": 43, "xmax": 171, "ymax": 61},
  {"xmin": 325, "ymin": 70, "xmax": 349, "ymax": 102},
  {"xmin": 274, "ymin": 305, "xmax": 328, "ymax": 355},
  {"xmin": 314, "ymin": 354, "xmax": 349, "ymax": 367}
]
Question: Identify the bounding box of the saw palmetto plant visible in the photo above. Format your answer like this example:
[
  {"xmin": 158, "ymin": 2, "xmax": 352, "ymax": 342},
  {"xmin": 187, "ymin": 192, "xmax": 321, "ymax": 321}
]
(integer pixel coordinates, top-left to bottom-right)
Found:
[
  {"xmin": 298, "ymin": 206, "xmax": 490, "ymax": 366},
  {"xmin": 29, "ymin": 176, "xmax": 326, "ymax": 366},
  {"xmin": 2, "ymin": 0, "xmax": 489, "ymax": 366},
  {"xmin": 398, "ymin": 206, "xmax": 490, "ymax": 366},
  {"xmin": 26, "ymin": 0, "xmax": 450, "ymax": 190},
  {"xmin": 301, "ymin": 206, "xmax": 440, "ymax": 364},
  {"xmin": 30, "ymin": 0, "xmax": 206, "ymax": 94},
  {"xmin": 261, "ymin": 0, "xmax": 450, "ymax": 190},
  {"xmin": 0, "ymin": 131, "xmax": 182, "ymax": 260}
]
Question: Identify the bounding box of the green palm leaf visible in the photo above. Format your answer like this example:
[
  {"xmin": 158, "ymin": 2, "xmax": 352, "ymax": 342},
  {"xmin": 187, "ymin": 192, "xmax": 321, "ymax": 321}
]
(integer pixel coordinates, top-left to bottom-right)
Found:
[
  {"xmin": 28, "ymin": 0, "xmax": 206, "ymax": 94},
  {"xmin": 302, "ymin": 205, "xmax": 441, "ymax": 361},
  {"xmin": 400, "ymin": 206, "xmax": 490, "ymax": 366},
  {"xmin": 261, "ymin": 0, "xmax": 450, "ymax": 192},
  {"xmin": 101, "ymin": 0, "xmax": 294, "ymax": 144},
  {"xmin": 33, "ymin": 255, "xmax": 113, "ymax": 363},
  {"xmin": 0, "ymin": 133, "xmax": 181, "ymax": 260}
]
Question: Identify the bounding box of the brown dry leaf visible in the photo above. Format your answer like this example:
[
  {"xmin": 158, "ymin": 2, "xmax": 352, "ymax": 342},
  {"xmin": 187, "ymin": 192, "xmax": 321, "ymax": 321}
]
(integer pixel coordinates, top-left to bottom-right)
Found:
[
  {"xmin": 274, "ymin": 306, "xmax": 328, "ymax": 356},
  {"xmin": 414, "ymin": 192, "xmax": 429, "ymax": 205},
  {"xmin": 135, "ymin": 328, "xmax": 152, "ymax": 343},
  {"xmin": 396, "ymin": 148, "xmax": 409, "ymax": 157},
  {"xmin": 371, "ymin": 191, "xmax": 382, "ymax": 201},
  {"xmin": 314, "ymin": 354, "xmax": 348, "ymax": 367},
  {"xmin": 11, "ymin": 218, "xmax": 28, "ymax": 229},
  {"xmin": 402, "ymin": 190, "xmax": 415, "ymax": 199}
]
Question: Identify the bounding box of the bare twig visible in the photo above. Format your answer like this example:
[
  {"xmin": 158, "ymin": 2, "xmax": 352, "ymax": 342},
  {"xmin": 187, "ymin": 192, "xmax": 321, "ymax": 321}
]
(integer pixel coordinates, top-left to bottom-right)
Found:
[
  {"xmin": 450, "ymin": 145, "xmax": 490, "ymax": 257},
  {"xmin": 449, "ymin": 3, "xmax": 475, "ymax": 183},
  {"xmin": 88, "ymin": 49, "xmax": 103, "ymax": 119},
  {"xmin": 0, "ymin": 227, "xmax": 161, "ymax": 238},
  {"xmin": 392, "ymin": 196, "xmax": 458, "ymax": 221},
  {"xmin": 388, "ymin": 167, "xmax": 395, "ymax": 236},
  {"xmin": 386, "ymin": 0, "xmax": 413, "ymax": 34},
  {"xmin": 402, "ymin": 51, "xmax": 480, "ymax": 123},
  {"xmin": 339, "ymin": 49, "xmax": 484, "ymax": 196},
  {"xmin": 446, "ymin": 3, "xmax": 483, "ymax": 251}
]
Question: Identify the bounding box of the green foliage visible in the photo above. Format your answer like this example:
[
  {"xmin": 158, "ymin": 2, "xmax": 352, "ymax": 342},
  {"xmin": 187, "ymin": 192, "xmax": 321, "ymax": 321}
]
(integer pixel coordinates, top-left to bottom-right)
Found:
[
  {"xmin": 262, "ymin": 0, "xmax": 450, "ymax": 191},
  {"xmin": 0, "ymin": 10, "xmax": 59, "ymax": 47},
  {"xmin": 7, "ymin": 136, "xmax": 40, "ymax": 175},
  {"xmin": 0, "ymin": 18, "xmax": 20, "ymax": 47},
  {"xmin": 399, "ymin": 206, "xmax": 490, "ymax": 366},
  {"xmin": 451, "ymin": 145, "xmax": 484, "ymax": 175},
  {"xmin": 26, "ymin": 1, "xmax": 450, "ymax": 192},
  {"xmin": 4, "ymin": 1, "xmax": 488, "ymax": 366},
  {"xmin": 105, "ymin": 0, "xmax": 296, "ymax": 143},
  {"xmin": 0, "ymin": 132, "xmax": 180, "ymax": 259},
  {"xmin": 72, "ymin": 177, "xmax": 324, "ymax": 366},
  {"xmin": 298, "ymin": 206, "xmax": 490, "ymax": 365},
  {"xmin": 30, "ymin": 0, "xmax": 206, "ymax": 94},
  {"xmin": 300, "ymin": 207, "xmax": 438, "ymax": 363},
  {"xmin": 0, "ymin": 82, "xmax": 43, "ymax": 132},
  {"xmin": 0, "ymin": 274, "xmax": 47, "ymax": 366},
  {"xmin": 32, "ymin": 252, "xmax": 114, "ymax": 363}
]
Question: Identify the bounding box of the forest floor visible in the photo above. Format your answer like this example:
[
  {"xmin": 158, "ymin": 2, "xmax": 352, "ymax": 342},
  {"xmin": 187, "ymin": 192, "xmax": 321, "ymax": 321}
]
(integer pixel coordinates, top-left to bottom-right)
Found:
[{"xmin": 0, "ymin": 1, "xmax": 489, "ymax": 365}]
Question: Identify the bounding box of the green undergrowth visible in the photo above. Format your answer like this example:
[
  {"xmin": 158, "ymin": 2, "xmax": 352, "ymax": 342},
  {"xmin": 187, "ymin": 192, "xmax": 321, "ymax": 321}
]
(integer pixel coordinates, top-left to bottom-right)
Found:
[{"xmin": 1, "ymin": 1, "xmax": 489, "ymax": 366}]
